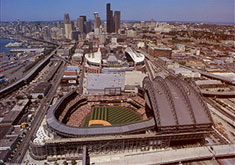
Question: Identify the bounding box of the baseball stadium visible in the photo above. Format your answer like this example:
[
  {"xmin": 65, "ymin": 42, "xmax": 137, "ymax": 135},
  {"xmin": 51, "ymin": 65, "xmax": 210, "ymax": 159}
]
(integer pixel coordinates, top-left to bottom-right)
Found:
[{"xmin": 30, "ymin": 76, "xmax": 213, "ymax": 160}]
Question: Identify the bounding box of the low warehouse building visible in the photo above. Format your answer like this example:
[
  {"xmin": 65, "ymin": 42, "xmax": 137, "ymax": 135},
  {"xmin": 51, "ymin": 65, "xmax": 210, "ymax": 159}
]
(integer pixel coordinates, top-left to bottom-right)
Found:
[{"xmin": 31, "ymin": 82, "xmax": 52, "ymax": 99}]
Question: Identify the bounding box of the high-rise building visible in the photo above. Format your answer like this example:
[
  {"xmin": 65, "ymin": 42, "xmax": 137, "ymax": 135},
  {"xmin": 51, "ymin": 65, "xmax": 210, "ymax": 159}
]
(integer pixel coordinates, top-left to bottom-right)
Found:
[
  {"xmin": 71, "ymin": 31, "xmax": 79, "ymax": 41},
  {"xmin": 150, "ymin": 18, "xmax": 156, "ymax": 28},
  {"xmin": 114, "ymin": 11, "xmax": 120, "ymax": 33},
  {"xmin": 106, "ymin": 3, "xmax": 113, "ymax": 33},
  {"xmin": 64, "ymin": 13, "xmax": 72, "ymax": 39},
  {"xmin": 78, "ymin": 16, "xmax": 87, "ymax": 33},
  {"xmin": 78, "ymin": 17, "xmax": 84, "ymax": 33},
  {"xmin": 43, "ymin": 26, "xmax": 51, "ymax": 41},
  {"xmin": 106, "ymin": 3, "xmax": 120, "ymax": 33},
  {"xmin": 111, "ymin": 10, "xmax": 115, "ymax": 33},
  {"xmin": 104, "ymin": 21, "xmax": 107, "ymax": 33},
  {"xmin": 97, "ymin": 17, "xmax": 101, "ymax": 28},
  {"xmin": 64, "ymin": 13, "xmax": 70, "ymax": 24},
  {"xmin": 80, "ymin": 16, "xmax": 87, "ymax": 22},
  {"xmin": 94, "ymin": 12, "xmax": 101, "ymax": 29},
  {"xmin": 94, "ymin": 12, "xmax": 98, "ymax": 29},
  {"xmin": 85, "ymin": 20, "xmax": 92, "ymax": 33},
  {"xmin": 71, "ymin": 21, "xmax": 75, "ymax": 30}
]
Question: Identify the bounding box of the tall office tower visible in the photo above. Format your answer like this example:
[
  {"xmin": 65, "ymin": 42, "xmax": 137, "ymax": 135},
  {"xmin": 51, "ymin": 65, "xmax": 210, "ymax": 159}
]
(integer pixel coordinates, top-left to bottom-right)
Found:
[
  {"xmin": 94, "ymin": 12, "xmax": 101, "ymax": 29},
  {"xmin": 111, "ymin": 10, "xmax": 115, "ymax": 32},
  {"xmin": 80, "ymin": 16, "xmax": 87, "ymax": 22},
  {"xmin": 114, "ymin": 11, "xmax": 120, "ymax": 33},
  {"xmin": 104, "ymin": 21, "xmax": 107, "ymax": 33},
  {"xmin": 16, "ymin": 18, "xmax": 20, "ymax": 33},
  {"xmin": 71, "ymin": 21, "xmax": 75, "ymax": 30},
  {"xmin": 71, "ymin": 31, "xmax": 79, "ymax": 41},
  {"xmin": 78, "ymin": 16, "xmax": 87, "ymax": 33},
  {"xmin": 43, "ymin": 26, "xmax": 52, "ymax": 41},
  {"xmin": 78, "ymin": 17, "xmax": 84, "ymax": 33},
  {"xmin": 150, "ymin": 18, "xmax": 156, "ymax": 28},
  {"xmin": 94, "ymin": 12, "xmax": 99, "ymax": 28},
  {"xmin": 96, "ymin": 17, "xmax": 101, "ymax": 28},
  {"xmin": 106, "ymin": 3, "xmax": 119, "ymax": 33},
  {"xmin": 85, "ymin": 20, "xmax": 92, "ymax": 33},
  {"xmin": 106, "ymin": 3, "xmax": 113, "ymax": 33},
  {"xmin": 64, "ymin": 13, "xmax": 72, "ymax": 39}
]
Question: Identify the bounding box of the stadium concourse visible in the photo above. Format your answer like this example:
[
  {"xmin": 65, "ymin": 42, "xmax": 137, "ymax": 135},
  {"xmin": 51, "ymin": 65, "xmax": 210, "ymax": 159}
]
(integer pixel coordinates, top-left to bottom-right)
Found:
[{"xmin": 29, "ymin": 76, "xmax": 213, "ymax": 160}]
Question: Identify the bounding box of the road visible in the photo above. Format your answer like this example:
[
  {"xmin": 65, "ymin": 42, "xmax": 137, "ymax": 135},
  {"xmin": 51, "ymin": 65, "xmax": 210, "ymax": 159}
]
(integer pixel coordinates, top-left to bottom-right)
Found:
[
  {"xmin": 95, "ymin": 144, "xmax": 235, "ymax": 165},
  {"xmin": 10, "ymin": 51, "xmax": 65, "ymax": 164}
]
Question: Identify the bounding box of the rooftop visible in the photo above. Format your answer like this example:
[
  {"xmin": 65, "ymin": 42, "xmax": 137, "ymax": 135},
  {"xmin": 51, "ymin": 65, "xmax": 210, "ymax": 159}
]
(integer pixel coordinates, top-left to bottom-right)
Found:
[
  {"xmin": 67, "ymin": 66, "xmax": 80, "ymax": 71},
  {"xmin": 85, "ymin": 49, "xmax": 102, "ymax": 65},
  {"xmin": 87, "ymin": 73, "xmax": 125, "ymax": 91},
  {"xmin": 32, "ymin": 82, "xmax": 51, "ymax": 94},
  {"xmin": 125, "ymin": 71, "xmax": 147, "ymax": 87},
  {"xmin": 125, "ymin": 47, "xmax": 145, "ymax": 64}
]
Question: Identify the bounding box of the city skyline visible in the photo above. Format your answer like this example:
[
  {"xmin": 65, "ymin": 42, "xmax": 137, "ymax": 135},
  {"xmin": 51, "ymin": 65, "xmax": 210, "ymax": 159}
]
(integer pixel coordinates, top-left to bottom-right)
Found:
[{"xmin": 1, "ymin": 0, "xmax": 234, "ymax": 24}]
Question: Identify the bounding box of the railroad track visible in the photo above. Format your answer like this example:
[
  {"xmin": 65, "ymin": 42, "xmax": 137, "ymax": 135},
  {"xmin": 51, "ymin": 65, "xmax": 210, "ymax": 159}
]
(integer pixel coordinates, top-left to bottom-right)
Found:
[
  {"xmin": 11, "ymin": 62, "xmax": 65, "ymax": 163},
  {"xmin": 205, "ymin": 98, "xmax": 235, "ymax": 122},
  {"xmin": 210, "ymin": 130, "xmax": 229, "ymax": 145}
]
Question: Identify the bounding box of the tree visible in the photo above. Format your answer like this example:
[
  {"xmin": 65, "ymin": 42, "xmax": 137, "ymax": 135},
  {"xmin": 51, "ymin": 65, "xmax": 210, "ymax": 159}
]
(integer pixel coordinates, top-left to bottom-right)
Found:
[
  {"xmin": 63, "ymin": 161, "xmax": 68, "ymax": 165},
  {"xmin": 27, "ymin": 95, "xmax": 32, "ymax": 99},
  {"xmin": 16, "ymin": 95, "xmax": 24, "ymax": 100},
  {"xmin": 54, "ymin": 162, "xmax": 59, "ymax": 165},
  {"xmin": 71, "ymin": 160, "xmax": 77, "ymax": 165},
  {"xmin": 37, "ymin": 95, "xmax": 43, "ymax": 99}
]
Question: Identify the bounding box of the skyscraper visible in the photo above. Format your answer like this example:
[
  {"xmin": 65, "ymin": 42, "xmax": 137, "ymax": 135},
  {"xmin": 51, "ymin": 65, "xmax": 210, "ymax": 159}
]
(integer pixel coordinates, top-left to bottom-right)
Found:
[
  {"xmin": 104, "ymin": 21, "xmax": 107, "ymax": 33},
  {"xmin": 64, "ymin": 13, "xmax": 72, "ymax": 39},
  {"xmin": 85, "ymin": 20, "xmax": 92, "ymax": 33},
  {"xmin": 94, "ymin": 12, "xmax": 101, "ymax": 29},
  {"xmin": 80, "ymin": 16, "xmax": 87, "ymax": 22},
  {"xmin": 106, "ymin": 3, "xmax": 120, "ymax": 33},
  {"xmin": 106, "ymin": 3, "xmax": 113, "ymax": 33},
  {"xmin": 78, "ymin": 16, "xmax": 84, "ymax": 33},
  {"xmin": 96, "ymin": 17, "xmax": 101, "ymax": 28},
  {"xmin": 80, "ymin": 16, "xmax": 87, "ymax": 33},
  {"xmin": 114, "ymin": 11, "xmax": 120, "ymax": 33},
  {"xmin": 94, "ymin": 12, "xmax": 98, "ymax": 28},
  {"xmin": 64, "ymin": 13, "xmax": 70, "ymax": 24}
]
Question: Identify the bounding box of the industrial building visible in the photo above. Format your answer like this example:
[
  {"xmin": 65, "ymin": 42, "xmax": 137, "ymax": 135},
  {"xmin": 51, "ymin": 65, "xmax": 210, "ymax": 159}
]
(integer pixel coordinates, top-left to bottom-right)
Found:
[
  {"xmin": 1, "ymin": 100, "xmax": 30, "ymax": 125},
  {"xmin": 31, "ymin": 82, "xmax": 52, "ymax": 99},
  {"xmin": 170, "ymin": 67, "xmax": 201, "ymax": 78}
]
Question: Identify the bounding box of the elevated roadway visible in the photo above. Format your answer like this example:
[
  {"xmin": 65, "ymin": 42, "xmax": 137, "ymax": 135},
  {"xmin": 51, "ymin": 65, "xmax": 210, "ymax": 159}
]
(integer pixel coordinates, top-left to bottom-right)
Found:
[
  {"xmin": 95, "ymin": 144, "xmax": 235, "ymax": 165},
  {"xmin": 183, "ymin": 66, "xmax": 235, "ymax": 86},
  {"xmin": 0, "ymin": 46, "xmax": 61, "ymax": 98},
  {"xmin": 10, "ymin": 46, "xmax": 63, "ymax": 163},
  {"xmin": 201, "ymin": 90, "xmax": 235, "ymax": 98}
]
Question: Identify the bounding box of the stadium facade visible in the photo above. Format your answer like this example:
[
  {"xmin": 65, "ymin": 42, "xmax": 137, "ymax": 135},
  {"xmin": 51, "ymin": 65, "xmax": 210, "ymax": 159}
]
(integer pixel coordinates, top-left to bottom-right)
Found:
[{"xmin": 30, "ymin": 76, "xmax": 213, "ymax": 160}]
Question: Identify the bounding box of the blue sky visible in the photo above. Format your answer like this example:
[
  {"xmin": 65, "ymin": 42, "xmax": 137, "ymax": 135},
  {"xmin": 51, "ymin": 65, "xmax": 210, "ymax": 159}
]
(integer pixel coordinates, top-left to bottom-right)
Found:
[{"xmin": 0, "ymin": 0, "xmax": 234, "ymax": 23}]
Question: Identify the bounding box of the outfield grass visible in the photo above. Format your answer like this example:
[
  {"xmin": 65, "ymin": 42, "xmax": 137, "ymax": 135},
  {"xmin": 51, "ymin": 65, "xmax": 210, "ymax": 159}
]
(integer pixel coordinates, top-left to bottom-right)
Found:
[{"xmin": 83, "ymin": 106, "xmax": 140, "ymax": 127}]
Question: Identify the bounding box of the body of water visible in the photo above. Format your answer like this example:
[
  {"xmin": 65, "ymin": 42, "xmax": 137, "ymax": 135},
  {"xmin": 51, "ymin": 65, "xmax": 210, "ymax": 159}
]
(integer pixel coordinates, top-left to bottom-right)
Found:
[{"xmin": 0, "ymin": 38, "xmax": 17, "ymax": 53}]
